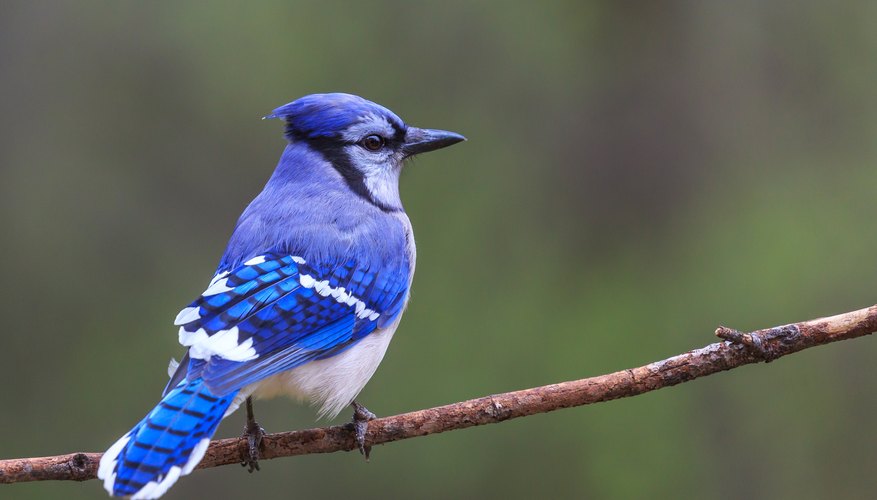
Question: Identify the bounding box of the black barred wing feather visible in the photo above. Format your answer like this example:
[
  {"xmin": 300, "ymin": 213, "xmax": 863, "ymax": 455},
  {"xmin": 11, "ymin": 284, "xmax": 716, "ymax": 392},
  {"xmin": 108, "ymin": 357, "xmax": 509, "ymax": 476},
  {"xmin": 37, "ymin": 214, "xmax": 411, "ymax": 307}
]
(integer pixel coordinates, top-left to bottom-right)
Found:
[{"xmin": 172, "ymin": 253, "xmax": 409, "ymax": 396}]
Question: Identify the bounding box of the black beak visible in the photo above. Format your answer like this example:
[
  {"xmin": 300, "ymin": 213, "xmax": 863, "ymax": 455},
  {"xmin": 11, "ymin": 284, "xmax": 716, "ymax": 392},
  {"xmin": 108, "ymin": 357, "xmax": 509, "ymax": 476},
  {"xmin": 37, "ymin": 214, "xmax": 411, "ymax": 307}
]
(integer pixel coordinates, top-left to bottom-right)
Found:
[{"xmin": 402, "ymin": 127, "xmax": 466, "ymax": 158}]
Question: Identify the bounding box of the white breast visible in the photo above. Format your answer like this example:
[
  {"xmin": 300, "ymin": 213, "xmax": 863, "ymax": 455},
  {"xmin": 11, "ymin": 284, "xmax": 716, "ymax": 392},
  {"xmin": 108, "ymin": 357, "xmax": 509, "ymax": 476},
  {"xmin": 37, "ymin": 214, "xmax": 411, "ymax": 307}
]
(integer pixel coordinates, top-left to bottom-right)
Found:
[{"xmin": 243, "ymin": 319, "xmax": 401, "ymax": 418}]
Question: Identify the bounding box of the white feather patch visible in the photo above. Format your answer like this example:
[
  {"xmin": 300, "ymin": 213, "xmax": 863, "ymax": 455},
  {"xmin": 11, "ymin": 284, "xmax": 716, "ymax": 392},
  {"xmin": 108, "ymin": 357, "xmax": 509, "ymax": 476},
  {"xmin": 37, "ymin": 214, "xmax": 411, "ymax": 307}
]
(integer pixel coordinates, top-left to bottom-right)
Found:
[
  {"xmin": 98, "ymin": 434, "xmax": 130, "ymax": 493},
  {"xmin": 173, "ymin": 306, "xmax": 201, "ymax": 326},
  {"xmin": 299, "ymin": 274, "xmax": 316, "ymax": 288},
  {"xmin": 244, "ymin": 255, "xmax": 266, "ymax": 266},
  {"xmin": 314, "ymin": 280, "xmax": 331, "ymax": 296},
  {"xmin": 202, "ymin": 277, "xmax": 233, "ymax": 297},
  {"xmin": 292, "ymin": 256, "xmax": 306, "ymax": 264},
  {"xmin": 179, "ymin": 327, "xmax": 208, "ymax": 347},
  {"xmin": 131, "ymin": 466, "xmax": 181, "ymax": 500},
  {"xmin": 208, "ymin": 271, "xmax": 229, "ymax": 287},
  {"xmin": 182, "ymin": 438, "xmax": 210, "ymax": 474},
  {"xmin": 297, "ymin": 273, "xmax": 381, "ymax": 321},
  {"xmin": 167, "ymin": 358, "xmax": 179, "ymax": 378},
  {"xmin": 183, "ymin": 327, "xmax": 258, "ymax": 362}
]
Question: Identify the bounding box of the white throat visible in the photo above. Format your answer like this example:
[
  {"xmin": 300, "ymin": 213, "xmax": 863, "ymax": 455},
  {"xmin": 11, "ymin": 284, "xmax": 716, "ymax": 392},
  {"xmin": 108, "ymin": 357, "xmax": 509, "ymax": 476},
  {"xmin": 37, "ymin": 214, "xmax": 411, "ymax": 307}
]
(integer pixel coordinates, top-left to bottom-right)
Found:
[{"xmin": 364, "ymin": 168, "xmax": 402, "ymax": 210}]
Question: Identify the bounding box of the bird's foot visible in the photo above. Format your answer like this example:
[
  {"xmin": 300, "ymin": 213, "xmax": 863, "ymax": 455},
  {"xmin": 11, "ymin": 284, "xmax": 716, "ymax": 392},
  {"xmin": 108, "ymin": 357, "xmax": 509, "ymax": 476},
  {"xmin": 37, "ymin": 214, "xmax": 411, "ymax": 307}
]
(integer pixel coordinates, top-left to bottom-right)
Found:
[
  {"xmin": 350, "ymin": 401, "xmax": 376, "ymax": 460},
  {"xmin": 240, "ymin": 419, "xmax": 266, "ymax": 472}
]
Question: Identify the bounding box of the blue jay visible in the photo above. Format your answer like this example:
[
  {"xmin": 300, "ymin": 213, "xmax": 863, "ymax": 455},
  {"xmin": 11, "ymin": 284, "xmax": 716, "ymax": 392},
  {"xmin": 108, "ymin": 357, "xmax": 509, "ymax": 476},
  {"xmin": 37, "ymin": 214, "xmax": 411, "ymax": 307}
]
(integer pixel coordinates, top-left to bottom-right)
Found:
[{"xmin": 97, "ymin": 93, "xmax": 465, "ymax": 499}]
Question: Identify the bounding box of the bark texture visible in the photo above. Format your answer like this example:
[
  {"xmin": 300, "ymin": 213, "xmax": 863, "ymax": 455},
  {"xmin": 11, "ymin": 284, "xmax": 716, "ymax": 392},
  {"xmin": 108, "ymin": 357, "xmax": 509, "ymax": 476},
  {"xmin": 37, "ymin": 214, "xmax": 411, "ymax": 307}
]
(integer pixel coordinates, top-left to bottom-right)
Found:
[{"xmin": 2, "ymin": 304, "xmax": 875, "ymax": 484}]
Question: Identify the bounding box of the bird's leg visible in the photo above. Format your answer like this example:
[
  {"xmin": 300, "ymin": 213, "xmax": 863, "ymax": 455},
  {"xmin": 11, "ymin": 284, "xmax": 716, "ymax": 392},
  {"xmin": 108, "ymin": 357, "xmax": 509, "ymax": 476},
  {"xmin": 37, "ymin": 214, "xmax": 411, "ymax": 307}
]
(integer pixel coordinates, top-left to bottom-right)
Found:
[
  {"xmin": 350, "ymin": 401, "xmax": 376, "ymax": 459},
  {"xmin": 240, "ymin": 397, "xmax": 265, "ymax": 473}
]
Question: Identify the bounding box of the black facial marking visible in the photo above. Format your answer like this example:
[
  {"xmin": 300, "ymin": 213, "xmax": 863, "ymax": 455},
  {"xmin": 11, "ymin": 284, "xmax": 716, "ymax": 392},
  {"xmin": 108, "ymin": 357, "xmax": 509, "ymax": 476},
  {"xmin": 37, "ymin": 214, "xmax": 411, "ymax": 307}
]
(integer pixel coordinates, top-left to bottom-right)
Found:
[
  {"xmin": 304, "ymin": 134, "xmax": 402, "ymax": 213},
  {"xmin": 389, "ymin": 120, "xmax": 406, "ymax": 142}
]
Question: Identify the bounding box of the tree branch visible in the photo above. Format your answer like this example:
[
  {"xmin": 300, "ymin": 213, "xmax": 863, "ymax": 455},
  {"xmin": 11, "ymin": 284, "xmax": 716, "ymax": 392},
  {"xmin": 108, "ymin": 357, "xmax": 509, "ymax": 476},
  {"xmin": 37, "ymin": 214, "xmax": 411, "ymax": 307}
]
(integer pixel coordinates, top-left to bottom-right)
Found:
[{"xmin": 2, "ymin": 304, "xmax": 875, "ymax": 485}]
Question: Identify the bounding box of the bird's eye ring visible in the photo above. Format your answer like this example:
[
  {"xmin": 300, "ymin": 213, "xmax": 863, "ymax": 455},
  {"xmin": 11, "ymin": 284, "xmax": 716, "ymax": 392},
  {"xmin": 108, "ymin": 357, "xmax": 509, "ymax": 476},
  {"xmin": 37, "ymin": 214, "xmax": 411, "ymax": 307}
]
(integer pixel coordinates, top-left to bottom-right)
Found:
[{"xmin": 360, "ymin": 135, "xmax": 385, "ymax": 152}]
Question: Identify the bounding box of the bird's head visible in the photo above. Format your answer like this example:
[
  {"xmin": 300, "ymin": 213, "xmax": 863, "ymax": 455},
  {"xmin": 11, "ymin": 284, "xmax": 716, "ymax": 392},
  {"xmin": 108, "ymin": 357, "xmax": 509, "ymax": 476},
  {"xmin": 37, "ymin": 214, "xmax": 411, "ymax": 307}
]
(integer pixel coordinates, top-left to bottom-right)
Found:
[{"xmin": 266, "ymin": 93, "xmax": 465, "ymax": 211}]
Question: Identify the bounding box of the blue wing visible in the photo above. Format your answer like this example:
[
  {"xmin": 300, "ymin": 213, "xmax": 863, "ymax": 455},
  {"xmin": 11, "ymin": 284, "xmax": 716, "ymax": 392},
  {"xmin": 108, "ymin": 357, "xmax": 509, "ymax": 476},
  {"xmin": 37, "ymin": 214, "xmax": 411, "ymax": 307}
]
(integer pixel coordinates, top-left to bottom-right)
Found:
[{"xmin": 172, "ymin": 252, "xmax": 410, "ymax": 396}]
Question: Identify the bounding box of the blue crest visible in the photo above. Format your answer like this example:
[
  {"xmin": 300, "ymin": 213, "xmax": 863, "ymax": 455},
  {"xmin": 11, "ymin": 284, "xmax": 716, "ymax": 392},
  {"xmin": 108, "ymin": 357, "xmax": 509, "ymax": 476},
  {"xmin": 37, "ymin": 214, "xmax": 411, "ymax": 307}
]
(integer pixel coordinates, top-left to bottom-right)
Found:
[{"xmin": 266, "ymin": 93, "xmax": 406, "ymax": 139}]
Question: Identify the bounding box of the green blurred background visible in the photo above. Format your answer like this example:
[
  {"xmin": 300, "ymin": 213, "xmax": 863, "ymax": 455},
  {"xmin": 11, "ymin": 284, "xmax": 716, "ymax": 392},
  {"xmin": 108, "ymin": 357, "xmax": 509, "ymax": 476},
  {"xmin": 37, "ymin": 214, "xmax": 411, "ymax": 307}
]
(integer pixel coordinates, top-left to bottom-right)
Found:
[{"xmin": 2, "ymin": 1, "xmax": 876, "ymax": 499}]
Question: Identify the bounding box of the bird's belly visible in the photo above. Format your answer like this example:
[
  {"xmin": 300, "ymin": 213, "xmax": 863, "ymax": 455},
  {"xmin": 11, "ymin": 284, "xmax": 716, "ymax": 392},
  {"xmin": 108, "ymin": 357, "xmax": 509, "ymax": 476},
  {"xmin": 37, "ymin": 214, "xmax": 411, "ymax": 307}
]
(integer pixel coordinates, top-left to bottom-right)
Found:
[{"xmin": 233, "ymin": 320, "xmax": 400, "ymax": 419}]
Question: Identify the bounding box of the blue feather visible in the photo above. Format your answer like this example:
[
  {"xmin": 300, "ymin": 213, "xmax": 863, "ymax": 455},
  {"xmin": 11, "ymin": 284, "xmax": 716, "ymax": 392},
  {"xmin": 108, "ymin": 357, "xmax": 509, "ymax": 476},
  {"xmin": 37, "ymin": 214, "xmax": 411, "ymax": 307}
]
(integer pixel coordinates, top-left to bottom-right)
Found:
[{"xmin": 99, "ymin": 379, "xmax": 234, "ymax": 498}]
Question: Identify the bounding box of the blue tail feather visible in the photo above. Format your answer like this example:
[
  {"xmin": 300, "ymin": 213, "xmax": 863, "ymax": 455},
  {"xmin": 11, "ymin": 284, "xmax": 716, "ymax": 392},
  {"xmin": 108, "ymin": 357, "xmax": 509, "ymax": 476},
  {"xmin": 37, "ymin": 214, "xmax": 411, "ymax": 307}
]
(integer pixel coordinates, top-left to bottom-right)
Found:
[{"xmin": 98, "ymin": 378, "xmax": 236, "ymax": 499}]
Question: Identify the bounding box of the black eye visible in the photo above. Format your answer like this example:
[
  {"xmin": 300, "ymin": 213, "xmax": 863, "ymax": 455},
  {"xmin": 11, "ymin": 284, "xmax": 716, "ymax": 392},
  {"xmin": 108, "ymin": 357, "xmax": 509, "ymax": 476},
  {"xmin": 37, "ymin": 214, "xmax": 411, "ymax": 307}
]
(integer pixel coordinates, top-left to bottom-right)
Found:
[{"xmin": 360, "ymin": 135, "xmax": 385, "ymax": 152}]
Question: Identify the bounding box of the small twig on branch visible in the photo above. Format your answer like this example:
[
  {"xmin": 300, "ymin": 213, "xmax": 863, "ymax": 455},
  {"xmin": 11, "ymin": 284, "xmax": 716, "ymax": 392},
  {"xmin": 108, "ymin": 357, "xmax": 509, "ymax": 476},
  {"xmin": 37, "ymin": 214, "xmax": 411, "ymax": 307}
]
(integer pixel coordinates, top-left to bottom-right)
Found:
[{"xmin": 2, "ymin": 303, "xmax": 875, "ymax": 485}]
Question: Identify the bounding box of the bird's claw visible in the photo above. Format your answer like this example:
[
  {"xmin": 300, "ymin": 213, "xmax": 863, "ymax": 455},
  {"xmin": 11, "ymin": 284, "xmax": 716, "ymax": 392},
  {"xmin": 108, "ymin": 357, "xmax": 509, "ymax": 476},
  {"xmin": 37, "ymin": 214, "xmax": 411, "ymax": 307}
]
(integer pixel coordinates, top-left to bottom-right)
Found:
[
  {"xmin": 240, "ymin": 421, "xmax": 266, "ymax": 473},
  {"xmin": 351, "ymin": 401, "xmax": 376, "ymax": 459}
]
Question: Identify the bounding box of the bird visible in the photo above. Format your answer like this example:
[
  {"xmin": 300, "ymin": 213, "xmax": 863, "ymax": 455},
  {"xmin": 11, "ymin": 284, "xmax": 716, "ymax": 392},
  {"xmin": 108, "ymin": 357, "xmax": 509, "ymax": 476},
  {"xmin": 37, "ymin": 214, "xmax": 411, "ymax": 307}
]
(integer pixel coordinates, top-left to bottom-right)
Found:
[{"xmin": 97, "ymin": 93, "xmax": 465, "ymax": 499}]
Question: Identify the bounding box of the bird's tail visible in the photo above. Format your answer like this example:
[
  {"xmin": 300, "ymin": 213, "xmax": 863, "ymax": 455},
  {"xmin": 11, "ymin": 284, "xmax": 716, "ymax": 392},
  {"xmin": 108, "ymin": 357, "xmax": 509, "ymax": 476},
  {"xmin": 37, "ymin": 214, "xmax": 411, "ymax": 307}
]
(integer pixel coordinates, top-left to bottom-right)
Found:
[{"xmin": 98, "ymin": 378, "xmax": 236, "ymax": 499}]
